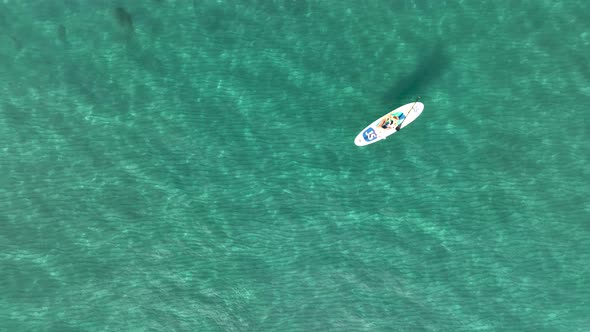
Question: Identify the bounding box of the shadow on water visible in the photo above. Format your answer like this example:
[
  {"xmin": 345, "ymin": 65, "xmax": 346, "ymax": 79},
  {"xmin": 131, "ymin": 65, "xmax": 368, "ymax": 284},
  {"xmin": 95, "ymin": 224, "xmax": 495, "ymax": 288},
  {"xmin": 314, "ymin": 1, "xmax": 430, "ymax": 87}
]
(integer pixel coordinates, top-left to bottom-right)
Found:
[
  {"xmin": 381, "ymin": 43, "xmax": 451, "ymax": 104},
  {"xmin": 113, "ymin": 7, "xmax": 134, "ymax": 31}
]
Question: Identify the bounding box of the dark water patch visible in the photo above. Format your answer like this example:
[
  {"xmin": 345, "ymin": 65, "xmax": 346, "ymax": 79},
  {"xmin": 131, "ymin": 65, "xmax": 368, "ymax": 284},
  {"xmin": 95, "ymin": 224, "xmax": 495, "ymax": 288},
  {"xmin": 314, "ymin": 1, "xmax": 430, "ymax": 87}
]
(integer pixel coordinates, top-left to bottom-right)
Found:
[
  {"xmin": 0, "ymin": 9, "xmax": 7, "ymax": 28},
  {"xmin": 283, "ymin": 0, "xmax": 308, "ymax": 16},
  {"xmin": 194, "ymin": 1, "xmax": 231, "ymax": 33},
  {"xmin": 387, "ymin": 0, "xmax": 408, "ymax": 12},
  {"xmin": 113, "ymin": 7, "xmax": 134, "ymax": 31},
  {"xmin": 57, "ymin": 24, "xmax": 68, "ymax": 45},
  {"xmin": 132, "ymin": 50, "xmax": 166, "ymax": 75},
  {"xmin": 381, "ymin": 43, "xmax": 450, "ymax": 104},
  {"xmin": 10, "ymin": 35, "xmax": 22, "ymax": 50},
  {"xmin": 2, "ymin": 101, "xmax": 30, "ymax": 127},
  {"xmin": 62, "ymin": 65, "xmax": 100, "ymax": 106},
  {"xmin": 57, "ymin": 24, "xmax": 66, "ymax": 39},
  {"xmin": 572, "ymin": 53, "xmax": 590, "ymax": 81}
]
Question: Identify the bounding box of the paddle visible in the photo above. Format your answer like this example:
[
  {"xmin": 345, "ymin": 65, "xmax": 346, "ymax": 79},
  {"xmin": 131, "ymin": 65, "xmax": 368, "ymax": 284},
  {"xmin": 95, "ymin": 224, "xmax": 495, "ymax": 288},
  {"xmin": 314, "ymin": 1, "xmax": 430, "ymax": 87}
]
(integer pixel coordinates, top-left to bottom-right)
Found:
[{"xmin": 395, "ymin": 96, "xmax": 421, "ymax": 131}]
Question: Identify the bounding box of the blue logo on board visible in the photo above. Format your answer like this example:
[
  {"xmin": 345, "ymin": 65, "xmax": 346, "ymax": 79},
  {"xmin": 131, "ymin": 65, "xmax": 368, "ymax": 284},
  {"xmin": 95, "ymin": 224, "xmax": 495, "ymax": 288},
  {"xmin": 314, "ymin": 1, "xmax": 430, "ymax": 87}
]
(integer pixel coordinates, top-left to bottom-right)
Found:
[{"xmin": 363, "ymin": 128, "xmax": 378, "ymax": 142}]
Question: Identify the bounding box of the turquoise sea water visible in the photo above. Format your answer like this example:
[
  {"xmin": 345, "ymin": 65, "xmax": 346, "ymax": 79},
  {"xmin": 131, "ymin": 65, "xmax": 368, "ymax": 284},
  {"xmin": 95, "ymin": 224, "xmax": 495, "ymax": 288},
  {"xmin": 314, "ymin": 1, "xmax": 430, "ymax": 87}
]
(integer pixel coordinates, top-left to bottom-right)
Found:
[{"xmin": 1, "ymin": 1, "xmax": 589, "ymax": 331}]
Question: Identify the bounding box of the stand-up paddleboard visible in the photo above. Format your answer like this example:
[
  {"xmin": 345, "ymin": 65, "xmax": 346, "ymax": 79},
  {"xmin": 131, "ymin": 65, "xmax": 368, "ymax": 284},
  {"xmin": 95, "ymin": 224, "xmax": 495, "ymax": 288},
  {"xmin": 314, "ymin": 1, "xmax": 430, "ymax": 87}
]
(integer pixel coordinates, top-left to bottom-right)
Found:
[{"xmin": 354, "ymin": 99, "xmax": 424, "ymax": 146}]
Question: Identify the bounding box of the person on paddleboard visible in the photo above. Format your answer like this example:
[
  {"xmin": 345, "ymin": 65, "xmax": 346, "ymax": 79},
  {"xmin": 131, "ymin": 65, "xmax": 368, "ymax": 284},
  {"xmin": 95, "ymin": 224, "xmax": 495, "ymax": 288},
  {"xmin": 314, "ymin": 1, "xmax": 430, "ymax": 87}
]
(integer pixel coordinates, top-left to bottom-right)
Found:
[{"xmin": 380, "ymin": 112, "xmax": 406, "ymax": 130}]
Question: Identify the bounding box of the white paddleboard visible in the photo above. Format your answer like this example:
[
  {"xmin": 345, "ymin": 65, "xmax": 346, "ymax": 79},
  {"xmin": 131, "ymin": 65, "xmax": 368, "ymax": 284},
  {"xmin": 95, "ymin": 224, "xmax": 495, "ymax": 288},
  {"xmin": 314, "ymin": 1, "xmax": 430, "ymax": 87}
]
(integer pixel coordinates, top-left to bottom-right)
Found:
[{"xmin": 354, "ymin": 101, "xmax": 424, "ymax": 146}]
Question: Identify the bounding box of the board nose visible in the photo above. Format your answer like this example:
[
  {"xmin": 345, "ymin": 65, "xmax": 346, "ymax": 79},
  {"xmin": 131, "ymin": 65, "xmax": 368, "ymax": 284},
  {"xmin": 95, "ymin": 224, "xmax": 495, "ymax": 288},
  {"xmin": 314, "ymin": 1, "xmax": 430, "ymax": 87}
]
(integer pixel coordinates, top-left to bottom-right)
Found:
[{"xmin": 354, "ymin": 136, "xmax": 363, "ymax": 146}]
